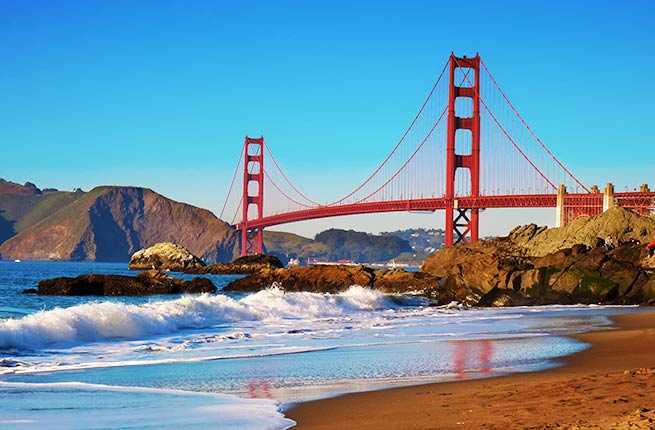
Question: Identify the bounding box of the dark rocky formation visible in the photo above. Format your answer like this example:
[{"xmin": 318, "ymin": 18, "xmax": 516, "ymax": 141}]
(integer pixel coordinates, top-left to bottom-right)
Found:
[
  {"xmin": 506, "ymin": 207, "xmax": 655, "ymax": 257},
  {"xmin": 226, "ymin": 208, "xmax": 655, "ymax": 307},
  {"xmin": 224, "ymin": 264, "xmax": 440, "ymax": 295},
  {"xmin": 32, "ymin": 270, "xmax": 216, "ymax": 296},
  {"xmin": 424, "ymin": 241, "xmax": 655, "ymax": 306},
  {"xmin": 373, "ymin": 269, "xmax": 441, "ymax": 295},
  {"xmin": 189, "ymin": 255, "xmax": 284, "ymax": 275},
  {"xmin": 129, "ymin": 242, "xmax": 206, "ymax": 271},
  {"xmin": 422, "ymin": 208, "xmax": 655, "ymax": 306},
  {"xmin": 225, "ymin": 265, "xmax": 376, "ymax": 293}
]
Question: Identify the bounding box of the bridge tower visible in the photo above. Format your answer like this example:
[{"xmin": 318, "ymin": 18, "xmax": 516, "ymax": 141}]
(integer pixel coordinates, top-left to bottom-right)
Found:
[
  {"xmin": 240, "ymin": 136, "xmax": 265, "ymax": 256},
  {"xmin": 444, "ymin": 53, "xmax": 481, "ymax": 246}
]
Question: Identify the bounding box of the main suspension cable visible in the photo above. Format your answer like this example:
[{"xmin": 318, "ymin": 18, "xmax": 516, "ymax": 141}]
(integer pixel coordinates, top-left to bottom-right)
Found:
[
  {"xmin": 327, "ymin": 59, "xmax": 450, "ymax": 206},
  {"xmin": 480, "ymin": 59, "xmax": 589, "ymax": 192},
  {"xmin": 220, "ymin": 146, "xmax": 244, "ymax": 220},
  {"xmin": 265, "ymin": 145, "xmax": 320, "ymax": 206}
]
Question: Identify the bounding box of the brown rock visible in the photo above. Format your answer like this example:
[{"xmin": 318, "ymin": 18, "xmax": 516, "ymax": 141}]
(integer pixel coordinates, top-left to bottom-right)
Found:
[
  {"xmin": 33, "ymin": 270, "xmax": 216, "ymax": 296},
  {"xmin": 373, "ymin": 269, "xmax": 439, "ymax": 293},
  {"xmin": 191, "ymin": 255, "xmax": 284, "ymax": 275},
  {"xmin": 509, "ymin": 207, "xmax": 655, "ymax": 257},
  {"xmin": 422, "ymin": 209, "xmax": 655, "ymax": 306},
  {"xmin": 129, "ymin": 242, "xmax": 206, "ymax": 271},
  {"xmin": 224, "ymin": 265, "xmax": 376, "ymax": 293},
  {"xmin": 223, "ymin": 264, "xmax": 458, "ymax": 303}
]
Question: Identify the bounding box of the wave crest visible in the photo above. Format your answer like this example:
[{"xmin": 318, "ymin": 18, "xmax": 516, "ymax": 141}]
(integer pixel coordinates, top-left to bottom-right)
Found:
[{"xmin": 0, "ymin": 286, "xmax": 402, "ymax": 351}]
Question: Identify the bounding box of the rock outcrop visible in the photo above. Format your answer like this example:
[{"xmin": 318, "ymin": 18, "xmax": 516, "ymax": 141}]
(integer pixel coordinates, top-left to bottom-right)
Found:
[
  {"xmin": 224, "ymin": 208, "xmax": 655, "ymax": 306},
  {"xmin": 422, "ymin": 208, "xmax": 655, "ymax": 306},
  {"xmin": 225, "ymin": 265, "xmax": 376, "ymax": 293},
  {"xmin": 129, "ymin": 242, "xmax": 206, "ymax": 271},
  {"xmin": 373, "ymin": 269, "xmax": 440, "ymax": 293},
  {"xmin": 224, "ymin": 264, "xmax": 440, "ymax": 295},
  {"xmin": 189, "ymin": 255, "xmax": 284, "ymax": 274},
  {"xmin": 33, "ymin": 270, "xmax": 216, "ymax": 296},
  {"xmin": 508, "ymin": 207, "xmax": 655, "ymax": 257}
]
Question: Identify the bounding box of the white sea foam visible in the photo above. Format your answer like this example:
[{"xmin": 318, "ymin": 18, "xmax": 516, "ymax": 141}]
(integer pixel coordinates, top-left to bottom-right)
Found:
[
  {"xmin": 0, "ymin": 345, "xmax": 337, "ymax": 375},
  {"xmin": 0, "ymin": 381, "xmax": 295, "ymax": 430},
  {"xmin": 0, "ymin": 286, "xmax": 405, "ymax": 351}
]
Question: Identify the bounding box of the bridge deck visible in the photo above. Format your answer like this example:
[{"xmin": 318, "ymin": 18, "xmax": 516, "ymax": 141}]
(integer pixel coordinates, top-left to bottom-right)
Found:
[{"xmin": 236, "ymin": 192, "xmax": 655, "ymax": 229}]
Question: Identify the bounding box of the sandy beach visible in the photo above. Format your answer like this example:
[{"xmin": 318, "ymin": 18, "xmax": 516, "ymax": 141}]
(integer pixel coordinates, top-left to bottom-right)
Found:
[{"xmin": 288, "ymin": 310, "xmax": 655, "ymax": 429}]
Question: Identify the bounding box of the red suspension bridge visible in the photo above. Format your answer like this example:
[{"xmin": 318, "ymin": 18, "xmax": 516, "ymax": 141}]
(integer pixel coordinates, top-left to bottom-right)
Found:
[{"xmin": 221, "ymin": 53, "xmax": 655, "ymax": 256}]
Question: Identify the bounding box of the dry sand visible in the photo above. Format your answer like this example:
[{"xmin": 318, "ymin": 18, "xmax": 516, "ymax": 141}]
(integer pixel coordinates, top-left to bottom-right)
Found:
[{"xmin": 288, "ymin": 310, "xmax": 655, "ymax": 429}]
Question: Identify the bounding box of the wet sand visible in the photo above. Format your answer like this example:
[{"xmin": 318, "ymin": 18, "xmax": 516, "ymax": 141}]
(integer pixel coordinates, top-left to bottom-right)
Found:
[{"xmin": 288, "ymin": 310, "xmax": 655, "ymax": 429}]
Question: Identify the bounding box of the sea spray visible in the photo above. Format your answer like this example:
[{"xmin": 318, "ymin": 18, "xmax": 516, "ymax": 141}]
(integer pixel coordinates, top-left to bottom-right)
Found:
[{"xmin": 0, "ymin": 286, "xmax": 413, "ymax": 351}]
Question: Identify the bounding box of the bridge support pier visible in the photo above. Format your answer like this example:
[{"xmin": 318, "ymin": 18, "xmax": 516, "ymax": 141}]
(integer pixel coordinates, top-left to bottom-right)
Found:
[
  {"xmin": 603, "ymin": 183, "xmax": 615, "ymax": 212},
  {"xmin": 240, "ymin": 136, "xmax": 265, "ymax": 256},
  {"xmin": 449, "ymin": 204, "xmax": 479, "ymax": 245},
  {"xmin": 556, "ymin": 184, "xmax": 567, "ymax": 228},
  {"xmin": 444, "ymin": 53, "xmax": 481, "ymax": 247}
]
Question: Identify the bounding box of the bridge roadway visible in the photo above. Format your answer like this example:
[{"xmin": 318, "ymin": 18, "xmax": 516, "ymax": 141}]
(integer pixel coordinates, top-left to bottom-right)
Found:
[{"xmin": 237, "ymin": 192, "xmax": 655, "ymax": 229}]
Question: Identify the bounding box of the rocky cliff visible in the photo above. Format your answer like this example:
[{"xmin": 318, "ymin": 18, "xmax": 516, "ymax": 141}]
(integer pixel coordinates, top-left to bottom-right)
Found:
[
  {"xmin": 0, "ymin": 185, "xmax": 240, "ymax": 262},
  {"xmin": 422, "ymin": 207, "xmax": 655, "ymax": 306},
  {"xmin": 507, "ymin": 207, "xmax": 655, "ymax": 257}
]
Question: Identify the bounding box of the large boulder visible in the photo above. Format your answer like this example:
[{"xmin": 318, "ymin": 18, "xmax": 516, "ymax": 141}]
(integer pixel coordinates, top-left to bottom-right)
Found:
[
  {"xmin": 224, "ymin": 265, "xmax": 375, "ymax": 293},
  {"xmin": 509, "ymin": 207, "xmax": 655, "ymax": 257},
  {"xmin": 373, "ymin": 269, "xmax": 439, "ymax": 293},
  {"xmin": 33, "ymin": 270, "xmax": 215, "ymax": 296},
  {"xmin": 422, "ymin": 226, "xmax": 655, "ymax": 307},
  {"xmin": 129, "ymin": 242, "xmax": 206, "ymax": 271},
  {"xmin": 223, "ymin": 264, "xmax": 446, "ymax": 297},
  {"xmin": 189, "ymin": 254, "xmax": 284, "ymax": 275}
]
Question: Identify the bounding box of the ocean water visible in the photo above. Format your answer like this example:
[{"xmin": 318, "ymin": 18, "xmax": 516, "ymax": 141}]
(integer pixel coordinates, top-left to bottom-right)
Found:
[{"xmin": 0, "ymin": 261, "xmax": 638, "ymax": 429}]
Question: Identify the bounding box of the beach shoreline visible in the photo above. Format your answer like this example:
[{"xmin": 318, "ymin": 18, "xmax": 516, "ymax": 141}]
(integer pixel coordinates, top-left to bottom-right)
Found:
[{"xmin": 287, "ymin": 309, "xmax": 655, "ymax": 429}]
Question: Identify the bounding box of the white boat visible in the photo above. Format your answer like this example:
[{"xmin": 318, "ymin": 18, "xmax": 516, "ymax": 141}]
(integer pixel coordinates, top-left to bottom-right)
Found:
[{"xmin": 14, "ymin": 259, "xmax": 21, "ymax": 263}]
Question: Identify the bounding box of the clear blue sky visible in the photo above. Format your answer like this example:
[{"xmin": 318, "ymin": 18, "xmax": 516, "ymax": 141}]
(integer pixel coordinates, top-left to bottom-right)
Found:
[{"xmin": 2, "ymin": 1, "xmax": 653, "ymax": 237}]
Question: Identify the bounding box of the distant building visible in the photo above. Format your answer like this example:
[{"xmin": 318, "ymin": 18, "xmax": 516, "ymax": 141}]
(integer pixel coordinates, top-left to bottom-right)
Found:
[{"xmin": 287, "ymin": 257, "xmax": 301, "ymax": 266}]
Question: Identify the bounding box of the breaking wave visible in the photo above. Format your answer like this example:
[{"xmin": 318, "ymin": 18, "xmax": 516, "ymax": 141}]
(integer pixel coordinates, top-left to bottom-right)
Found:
[{"xmin": 0, "ymin": 286, "xmax": 416, "ymax": 351}]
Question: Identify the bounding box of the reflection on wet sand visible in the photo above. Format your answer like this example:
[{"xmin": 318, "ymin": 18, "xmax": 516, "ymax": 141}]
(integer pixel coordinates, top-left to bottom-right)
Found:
[
  {"xmin": 453, "ymin": 340, "xmax": 494, "ymax": 379},
  {"xmin": 247, "ymin": 379, "xmax": 273, "ymax": 398}
]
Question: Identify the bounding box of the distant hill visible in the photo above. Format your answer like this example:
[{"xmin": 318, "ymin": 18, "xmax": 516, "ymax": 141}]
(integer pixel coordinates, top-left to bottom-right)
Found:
[
  {"xmin": 311, "ymin": 229, "xmax": 412, "ymax": 263},
  {"xmin": 0, "ymin": 179, "xmax": 43, "ymax": 196},
  {"xmin": 0, "ymin": 181, "xmax": 239, "ymax": 262},
  {"xmin": 0, "ymin": 180, "xmax": 84, "ymax": 244},
  {"xmin": 263, "ymin": 230, "xmax": 320, "ymax": 261},
  {"xmin": 0, "ymin": 178, "xmax": 426, "ymax": 264}
]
